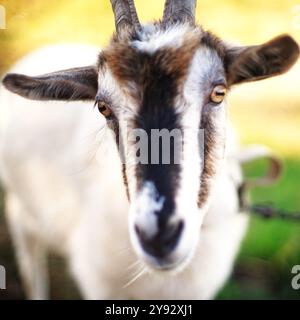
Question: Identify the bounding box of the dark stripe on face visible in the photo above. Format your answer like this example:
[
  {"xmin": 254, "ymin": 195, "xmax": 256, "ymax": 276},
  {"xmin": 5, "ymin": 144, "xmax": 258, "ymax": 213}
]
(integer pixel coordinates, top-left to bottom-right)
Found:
[
  {"xmin": 107, "ymin": 119, "xmax": 131, "ymax": 201},
  {"xmin": 134, "ymin": 55, "xmax": 181, "ymax": 228},
  {"xmin": 122, "ymin": 163, "xmax": 130, "ymax": 200},
  {"xmin": 198, "ymin": 113, "xmax": 219, "ymax": 208}
]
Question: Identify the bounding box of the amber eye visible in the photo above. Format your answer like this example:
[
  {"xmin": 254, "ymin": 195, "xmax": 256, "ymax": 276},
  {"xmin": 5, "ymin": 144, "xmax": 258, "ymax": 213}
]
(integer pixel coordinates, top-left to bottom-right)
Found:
[
  {"xmin": 97, "ymin": 101, "xmax": 112, "ymax": 118},
  {"xmin": 210, "ymin": 85, "xmax": 227, "ymax": 104}
]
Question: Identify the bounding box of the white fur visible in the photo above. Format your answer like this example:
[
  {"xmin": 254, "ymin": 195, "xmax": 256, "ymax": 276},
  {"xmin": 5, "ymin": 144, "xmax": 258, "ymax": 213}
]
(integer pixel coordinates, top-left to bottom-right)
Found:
[
  {"xmin": 0, "ymin": 42, "xmax": 249, "ymax": 300},
  {"xmin": 133, "ymin": 23, "xmax": 195, "ymax": 53},
  {"xmin": 130, "ymin": 181, "xmax": 164, "ymax": 238}
]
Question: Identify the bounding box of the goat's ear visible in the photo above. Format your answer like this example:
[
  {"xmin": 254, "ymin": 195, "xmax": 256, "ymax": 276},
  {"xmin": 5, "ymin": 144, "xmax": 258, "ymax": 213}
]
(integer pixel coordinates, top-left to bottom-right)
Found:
[
  {"xmin": 226, "ymin": 35, "xmax": 300, "ymax": 85},
  {"xmin": 2, "ymin": 66, "xmax": 98, "ymax": 101}
]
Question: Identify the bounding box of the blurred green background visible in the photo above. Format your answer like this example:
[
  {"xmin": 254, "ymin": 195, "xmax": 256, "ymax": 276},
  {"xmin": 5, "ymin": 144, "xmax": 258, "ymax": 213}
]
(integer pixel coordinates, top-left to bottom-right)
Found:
[{"xmin": 0, "ymin": 0, "xmax": 300, "ymax": 299}]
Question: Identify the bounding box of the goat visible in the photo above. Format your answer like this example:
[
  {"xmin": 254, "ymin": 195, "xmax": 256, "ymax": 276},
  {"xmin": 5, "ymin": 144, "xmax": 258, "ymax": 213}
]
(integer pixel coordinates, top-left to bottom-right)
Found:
[{"xmin": 0, "ymin": 0, "xmax": 299, "ymax": 300}]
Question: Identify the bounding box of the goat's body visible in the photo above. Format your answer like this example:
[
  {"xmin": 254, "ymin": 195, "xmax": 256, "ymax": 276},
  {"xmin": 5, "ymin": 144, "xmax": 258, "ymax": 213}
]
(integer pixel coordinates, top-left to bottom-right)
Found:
[{"xmin": 0, "ymin": 44, "xmax": 248, "ymax": 299}]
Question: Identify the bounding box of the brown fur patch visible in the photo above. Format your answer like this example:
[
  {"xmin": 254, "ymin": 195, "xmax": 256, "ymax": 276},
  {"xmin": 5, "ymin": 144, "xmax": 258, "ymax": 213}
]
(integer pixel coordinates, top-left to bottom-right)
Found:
[
  {"xmin": 102, "ymin": 28, "xmax": 201, "ymax": 103},
  {"xmin": 198, "ymin": 115, "xmax": 219, "ymax": 208},
  {"xmin": 200, "ymin": 30, "xmax": 227, "ymax": 62},
  {"xmin": 122, "ymin": 163, "xmax": 130, "ymax": 200}
]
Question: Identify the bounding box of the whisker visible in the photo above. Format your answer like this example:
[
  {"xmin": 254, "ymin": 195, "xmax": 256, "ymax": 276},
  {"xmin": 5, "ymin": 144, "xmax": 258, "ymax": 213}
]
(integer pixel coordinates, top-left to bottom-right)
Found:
[
  {"xmin": 66, "ymin": 126, "xmax": 107, "ymax": 176},
  {"xmin": 126, "ymin": 260, "xmax": 142, "ymax": 271},
  {"xmin": 123, "ymin": 267, "xmax": 146, "ymax": 289},
  {"xmin": 112, "ymin": 246, "xmax": 131, "ymax": 256}
]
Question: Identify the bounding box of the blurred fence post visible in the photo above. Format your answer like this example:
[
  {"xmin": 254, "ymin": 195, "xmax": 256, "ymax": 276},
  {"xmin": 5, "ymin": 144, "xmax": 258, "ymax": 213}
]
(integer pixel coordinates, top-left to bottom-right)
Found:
[
  {"xmin": 0, "ymin": 5, "xmax": 6, "ymax": 29},
  {"xmin": 0, "ymin": 265, "xmax": 6, "ymax": 290}
]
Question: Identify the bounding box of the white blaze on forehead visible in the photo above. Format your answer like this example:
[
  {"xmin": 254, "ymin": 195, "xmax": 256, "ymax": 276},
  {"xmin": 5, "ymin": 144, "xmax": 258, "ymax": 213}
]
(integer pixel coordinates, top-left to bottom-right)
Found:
[
  {"xmin": 132, "ymin": 23, "xmax": 200, "ymax": 54},
  {"xmin": 175, "ymin": 46, "xmax": 225, "ymax": 216},
  {"xmin": 184, "ymin": 45, "xmax": 225, "ymax": 97},
  {"xmin": 131, "ymin": 181, "xmax": 165, "ymax": 238}
]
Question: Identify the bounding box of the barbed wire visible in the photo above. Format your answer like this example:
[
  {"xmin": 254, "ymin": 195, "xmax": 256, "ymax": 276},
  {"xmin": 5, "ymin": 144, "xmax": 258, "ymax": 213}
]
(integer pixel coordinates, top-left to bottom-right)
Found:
[{"xmin": 246, "ymin": 203, "xmax": 300, "ymax": 221}]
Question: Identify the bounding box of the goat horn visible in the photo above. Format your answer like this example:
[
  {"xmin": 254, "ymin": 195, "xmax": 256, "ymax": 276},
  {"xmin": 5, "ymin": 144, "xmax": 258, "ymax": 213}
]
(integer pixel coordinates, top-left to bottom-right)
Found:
[
  {"xmin": 163, "ymin": 0, "xmax": 197, "ymax": 26},
  {"xmin": 110, "ymin": 0, "xmax": 141, "ymax": 33}
]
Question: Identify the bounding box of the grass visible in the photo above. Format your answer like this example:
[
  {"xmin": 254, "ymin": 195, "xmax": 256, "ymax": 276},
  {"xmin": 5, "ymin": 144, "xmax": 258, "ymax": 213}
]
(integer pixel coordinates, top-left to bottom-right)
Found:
[
  {"xmin": 0, "ymin": 0, "xmax": 300, "ymax": 299},
  {"xmin": 217, "ymin": 159, "xmax": 300, "ymax": 299}
]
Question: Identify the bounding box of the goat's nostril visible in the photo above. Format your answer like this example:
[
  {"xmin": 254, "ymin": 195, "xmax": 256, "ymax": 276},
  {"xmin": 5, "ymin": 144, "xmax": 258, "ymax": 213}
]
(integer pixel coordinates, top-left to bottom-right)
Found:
[
  {"xmin": 134, "ymin": 224, "xmax": 149, "ymax": 242},
  {"xmin": 134, "ymin": 224, "xmax": 141, "ymax": 236},
  {"xmin": 134, "ymin": 224, "xmax": 145, "ymax": 241},
  {"xmin": 135, "ymin": 220, "xmax": 184, "ymax": 259},
  {"xmin": 161, "ymin": 220, "xmax": 184, "ymax": 246}
]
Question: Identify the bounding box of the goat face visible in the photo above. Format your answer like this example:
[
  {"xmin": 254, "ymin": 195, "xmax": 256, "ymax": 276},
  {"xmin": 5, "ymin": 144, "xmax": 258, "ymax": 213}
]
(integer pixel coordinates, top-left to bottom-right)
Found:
[
  {"xmin": 97, "ymin": 25, "xmax": 228, "ymax": 270},
  {"xmin": 2, "ymin": 1, "xmax": 299, "ymax": 272}
]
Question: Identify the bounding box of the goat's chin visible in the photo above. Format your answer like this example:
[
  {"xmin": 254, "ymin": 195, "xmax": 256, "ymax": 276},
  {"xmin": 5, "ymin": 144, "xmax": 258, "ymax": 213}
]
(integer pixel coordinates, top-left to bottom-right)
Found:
[
  {"xmin": 155, "ymin": 253, "xmax": 194, "ymax": 275},
  {"xmin": 140, "ymin": 250, "xmax": 194, "ymax": 276},
  {"xmin": 135, "ymin": 243, "xmax": 197, "ymax": 275}
]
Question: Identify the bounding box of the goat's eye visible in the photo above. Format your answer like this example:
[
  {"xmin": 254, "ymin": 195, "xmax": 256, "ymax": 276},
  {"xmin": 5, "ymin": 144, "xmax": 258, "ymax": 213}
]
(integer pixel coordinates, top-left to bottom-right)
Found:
[
  {"xmin": 210, "ymin": 85, "xmax": 227, "ymax": 104},
  {"xmin": 97, "ymin": 101, "xmax": 112, "ymax": 118}
]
